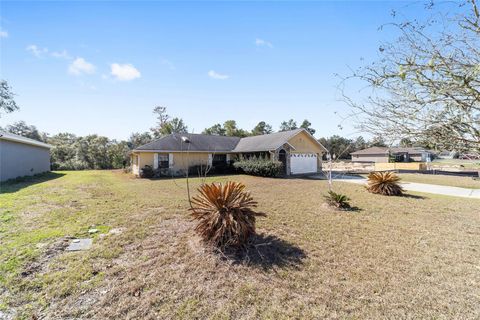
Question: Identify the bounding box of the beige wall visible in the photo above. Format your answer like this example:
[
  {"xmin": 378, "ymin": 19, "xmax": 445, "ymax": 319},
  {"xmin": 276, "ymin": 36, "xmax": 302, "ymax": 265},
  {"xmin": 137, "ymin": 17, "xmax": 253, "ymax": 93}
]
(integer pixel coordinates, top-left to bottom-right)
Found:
[
  {"xmin": 131, "ymin": 152, "xmax": 154, "ymax": 175},
  {"xmin": 375, "ymin": 162, "xmax": 427, "ymax": 171},
  {"xmin": 171, "ymin": 152, "xmax": 210, "ymax": 172},
  {"xmin": 133, "ymin": 151, "xmax": 218, "ymax": 175},
  {"xmin": 286, "ymin": 131, "xmax": 325, "ymax": 173},
  {"xmin": 288, "ymin": 131, "xmax": 325, "ymax": 154}
]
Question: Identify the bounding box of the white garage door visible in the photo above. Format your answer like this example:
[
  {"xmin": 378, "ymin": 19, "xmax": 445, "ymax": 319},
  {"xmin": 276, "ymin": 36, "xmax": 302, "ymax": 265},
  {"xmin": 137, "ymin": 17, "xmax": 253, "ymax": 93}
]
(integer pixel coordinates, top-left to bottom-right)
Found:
[{"xmin": 290, "ymin": 153, "xmax": 318, "ymax": 174}]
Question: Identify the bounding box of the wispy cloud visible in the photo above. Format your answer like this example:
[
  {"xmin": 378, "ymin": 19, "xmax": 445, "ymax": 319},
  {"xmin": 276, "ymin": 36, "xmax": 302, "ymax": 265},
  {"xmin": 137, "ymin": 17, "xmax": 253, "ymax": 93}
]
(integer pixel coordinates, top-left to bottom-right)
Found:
[
  {"xmin": 26, "ymin": 44, "xmax": 48, "ymax": 57},
  {"xmin": 68, "ymin": 57, "xmax": 96, "ymax": 75},
  {"xmin": 160, "ymin": 58, "xmax": 175, "ymax": 70},
  {"xmin": 0, "ymin": 30, "xmax": 8, "ymax": 38},
  {"xmin": 255, "ymin": 38, "xmax": 273, "ymax": 48},
  {"xmin": 110, "ymin": 63, "xmax": 141, "ymax": 81},
  {"xmin": 208, "ymin": 70, "xmax": 229, "ymax": 80},
  {"xmin": 51, "ymin": 50, "xmax": 72, "ymax": 60}
]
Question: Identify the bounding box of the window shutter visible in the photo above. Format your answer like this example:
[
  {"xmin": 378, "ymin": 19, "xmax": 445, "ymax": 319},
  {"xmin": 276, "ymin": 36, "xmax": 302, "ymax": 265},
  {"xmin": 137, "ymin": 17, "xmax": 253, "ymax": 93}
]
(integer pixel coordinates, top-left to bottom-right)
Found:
[
  {"xmin": 153, "ymin": 153, "xmax": 159, "ymax": 169},
  {"xmin": 168, "ymin": 153, "xmax": 174, "ymax": 168},
  {"xmin": 208, "ymin": 154, "xmax": 213, "ymax": 166},
  {"xmin": 226, "ymin": 154, "xmax": 231, "ymax": 163}
]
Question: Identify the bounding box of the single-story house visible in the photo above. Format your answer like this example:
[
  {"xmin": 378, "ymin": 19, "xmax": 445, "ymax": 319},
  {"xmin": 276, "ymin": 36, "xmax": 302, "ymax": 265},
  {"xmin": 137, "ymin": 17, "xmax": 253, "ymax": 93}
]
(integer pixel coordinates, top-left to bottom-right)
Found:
[
  {"xmin": 0, "ymin": 131, "xmax": 52, "ymax": 182},
  {"xmin": 350, "ymin": 147, "xmax": 435, "ymax": 163},
  {"xmin": 131, "ymin": 128, "xmax": 327, "ymax": 176}
]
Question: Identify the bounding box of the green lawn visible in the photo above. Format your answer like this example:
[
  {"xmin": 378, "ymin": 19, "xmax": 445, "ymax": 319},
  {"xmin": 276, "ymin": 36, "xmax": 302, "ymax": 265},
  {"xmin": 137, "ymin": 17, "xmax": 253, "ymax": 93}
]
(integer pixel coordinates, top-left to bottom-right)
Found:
[
  {"xmin": 1, "ymin": 171, "xmax": 479, "ymax": 319},
  {"xmin": 431, "ymin": 159, "xmax": 480, "ymax": 169},
  {"xmin": 398, "ymin": 173, "xmax": 480, "ymax": 189}
]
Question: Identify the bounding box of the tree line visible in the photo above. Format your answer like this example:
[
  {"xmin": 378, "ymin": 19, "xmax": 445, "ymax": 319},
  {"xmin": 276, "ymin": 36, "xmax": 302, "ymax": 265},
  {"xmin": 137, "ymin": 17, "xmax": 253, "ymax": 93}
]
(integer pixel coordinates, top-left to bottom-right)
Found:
[
  {"xmin": 0, "ymin": 93, "xmax": 385, "ymax": 169},
  {"xmin": 0, "ymin": 92, "xmax": 325, "ymax": 170}
]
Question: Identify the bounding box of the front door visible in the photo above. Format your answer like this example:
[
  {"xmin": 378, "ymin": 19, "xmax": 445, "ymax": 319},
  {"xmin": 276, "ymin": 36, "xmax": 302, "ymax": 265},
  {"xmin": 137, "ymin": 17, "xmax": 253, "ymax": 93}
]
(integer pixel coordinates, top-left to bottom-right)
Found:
[{"xmin": 278, "ymin": 149, "xmax": 287, "ymax": 175}]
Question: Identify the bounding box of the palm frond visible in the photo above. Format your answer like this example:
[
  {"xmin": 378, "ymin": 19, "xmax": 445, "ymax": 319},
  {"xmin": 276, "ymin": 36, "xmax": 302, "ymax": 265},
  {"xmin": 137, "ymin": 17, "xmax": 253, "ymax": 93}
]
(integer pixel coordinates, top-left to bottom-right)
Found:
[
  {"xmin": 189, "ymin": 181, "xmax": 265, "ymax": 249},
  {"xmin": 366, "ymin": 171, "xmax": 403, "ymax": 196},
  {"xmin": 324, "ymin": 190, "xmax": 351, "ymax": 209}
]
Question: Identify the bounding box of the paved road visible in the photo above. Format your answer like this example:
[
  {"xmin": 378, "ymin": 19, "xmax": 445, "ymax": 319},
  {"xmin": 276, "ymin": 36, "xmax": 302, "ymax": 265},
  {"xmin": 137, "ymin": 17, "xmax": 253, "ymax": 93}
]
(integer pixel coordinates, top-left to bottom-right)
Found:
[{"xmin": 313, "ymin": 175, "xmax": 480, "ymax": 199}]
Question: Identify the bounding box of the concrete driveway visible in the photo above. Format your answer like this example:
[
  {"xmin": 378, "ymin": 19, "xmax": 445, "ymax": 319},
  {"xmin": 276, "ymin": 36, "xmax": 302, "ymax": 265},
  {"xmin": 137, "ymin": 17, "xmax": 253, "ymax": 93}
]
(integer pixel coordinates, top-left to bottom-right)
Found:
[{"xmin": 311, "ymin": 174, "xmax": 480, "ymax": 199}]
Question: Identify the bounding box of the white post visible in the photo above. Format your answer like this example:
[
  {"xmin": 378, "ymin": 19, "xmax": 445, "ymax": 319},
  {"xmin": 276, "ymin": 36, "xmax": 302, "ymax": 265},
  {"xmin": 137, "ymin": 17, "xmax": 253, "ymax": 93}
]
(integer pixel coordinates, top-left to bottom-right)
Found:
[
  {"xmin": 226, "ymin": 154, "xmax": 231, "ymax": 163},
  {"xmin": 138, "ymin": 155, "xmax": 141, "ymax": 175},
  {"xmin": 153, "ymin": 153, "xmax": 159, "ymax": 169},
  {"xmin": 327, "ymin": 152, "xmax": 332, "ymax": 191},
  {"xmin": 208, "ymin": 154, "xmax": 213, "ymax": 167},
  {"xmin": 168, "ymin": 153, "xmax": 174, "ymax": 168}
]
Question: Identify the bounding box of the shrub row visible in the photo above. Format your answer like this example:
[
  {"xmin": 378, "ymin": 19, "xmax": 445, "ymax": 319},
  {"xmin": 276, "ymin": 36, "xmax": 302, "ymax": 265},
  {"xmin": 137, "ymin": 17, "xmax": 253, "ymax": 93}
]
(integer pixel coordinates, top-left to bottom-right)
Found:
[
  {"xmin": 233, "ymin": 159, "xmax": 283, "ymax": 177},
  {"xmin": 140, "ymin": 162, "xmax": 237, "ymax": 178}
]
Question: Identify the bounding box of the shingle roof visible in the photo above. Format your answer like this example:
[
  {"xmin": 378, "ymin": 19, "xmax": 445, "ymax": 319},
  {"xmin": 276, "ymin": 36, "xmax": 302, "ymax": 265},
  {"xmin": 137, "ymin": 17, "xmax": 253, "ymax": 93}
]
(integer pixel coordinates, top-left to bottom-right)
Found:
[
  {"xmin": 135, "ymin": 133, "xmax": 241, "ymax": 152},
  {"xmin": 0, "ymin": 131, "xmax": 51, "ymax": 149},
  {"xmin": 390, "ymin": 147, "xmax": 434, "ymax": 154},
  {"xmin": 232, "ymin": 129, "xmax": 304, "ymax": 152},
  {"xmin": 350, "ymin": 147, "xmax": 389, "ymax": 155},
  {"xmin": 351, "ymin": 146, "xmax": 434, "ymax": 155},
  {"xmin": 134, "ymin": 129, "xmax": 325, "ymax": 153}
]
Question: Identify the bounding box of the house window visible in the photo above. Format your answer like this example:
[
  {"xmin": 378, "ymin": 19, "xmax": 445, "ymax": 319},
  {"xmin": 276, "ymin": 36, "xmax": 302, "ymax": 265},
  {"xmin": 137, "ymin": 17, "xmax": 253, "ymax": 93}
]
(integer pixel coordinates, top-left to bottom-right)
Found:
[
  {"xmin": 158, "ymin": 154, "xmax": 169, "ymax": 168},
  {"xmin": 213, "ymin": 154, "xmax": 227, "ymax": 166}
]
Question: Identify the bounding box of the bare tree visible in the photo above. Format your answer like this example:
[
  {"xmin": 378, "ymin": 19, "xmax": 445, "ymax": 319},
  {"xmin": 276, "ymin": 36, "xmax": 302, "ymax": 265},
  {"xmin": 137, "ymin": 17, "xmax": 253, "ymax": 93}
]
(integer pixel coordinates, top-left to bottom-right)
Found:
[
  {"xmin": 341, "ymin": 0, "xmax": 480, "ymax": 152},
  {"xmin": 0, "ymin": 80, "xmax": 19, "ymax": 116}
]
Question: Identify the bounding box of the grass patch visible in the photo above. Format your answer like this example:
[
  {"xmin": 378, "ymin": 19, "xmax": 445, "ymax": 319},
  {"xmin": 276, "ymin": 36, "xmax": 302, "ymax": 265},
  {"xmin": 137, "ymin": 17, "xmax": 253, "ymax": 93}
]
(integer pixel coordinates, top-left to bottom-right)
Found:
[
  {"xmin": 431, "ymin": 159, "xmax": 480, "ymax": 169},
  {"xmin": 1, "ymin": 170, "xmax": 479, "ymax": 319},
  {"xmin": 398, "ymin": 173, "xmax": 480, "ymax": 189}
]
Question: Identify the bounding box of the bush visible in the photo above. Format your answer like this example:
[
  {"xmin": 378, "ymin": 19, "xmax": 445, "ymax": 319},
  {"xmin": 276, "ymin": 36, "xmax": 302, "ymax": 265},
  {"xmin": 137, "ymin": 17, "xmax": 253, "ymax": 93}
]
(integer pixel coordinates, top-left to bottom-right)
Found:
[
  {"xmin": 51, "ymin": 160, "xmax": 88, "ymax": 171},
  {"xmin": 187, "ymin": 162, "xmax": 235, "ymax": 177},
  {"xmin": 324, "ymin": 190, "xmax": 351, "ymax": 209},
  {"xmin": 140, "ymin": 165, "xmax": 155, "ymax": 178},
  {"xmin": 189, "ymin": 181, "xmax": 265, "ymax": 249},
  {"xmin": 233, "ymin": 159, "xmax": 283, "ymax": 177},
  {"xmin": 366, "ymin": 171, "xmax": 403, "ymax": 196}
]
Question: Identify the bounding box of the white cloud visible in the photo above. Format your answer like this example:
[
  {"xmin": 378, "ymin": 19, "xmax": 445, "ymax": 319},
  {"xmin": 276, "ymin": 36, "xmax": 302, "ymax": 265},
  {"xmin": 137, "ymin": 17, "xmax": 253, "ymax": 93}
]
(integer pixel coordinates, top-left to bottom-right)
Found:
[
  {"xmin": 110, "ymin": 63, "xmax": 141, "ymax": 81},
  {"xmin": 0, "ymin": 30, "xmax": 8, "ymax": 38},
  {"xmin": 68, "ymin": 57, "xmax": 96, "ymax": 75},
  {"xmin": 51, "ymin": 50, "xmax": 72, "ymax": 60},
  {"xmin": 208, "ymin": 70, "xmax": 229, "ymax": 80},
  {"xmin": 26, "ymin": 44, "xmax": 48, "ymax": 57},
  {"xmin": 160, "ymin": 58, "xmax": 175, "ymax": 70},
  {"xmin": 255, "ymin": 38, "xmax": 273, "ymax": 48}
]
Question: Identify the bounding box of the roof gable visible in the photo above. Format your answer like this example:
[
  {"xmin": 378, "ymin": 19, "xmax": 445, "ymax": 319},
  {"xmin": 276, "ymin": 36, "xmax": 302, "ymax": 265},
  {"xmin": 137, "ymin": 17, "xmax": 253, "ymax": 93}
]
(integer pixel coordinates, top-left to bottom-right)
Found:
[{"xmin": 232, "ymin": 129, "xmax": 304, "ymax": 152}]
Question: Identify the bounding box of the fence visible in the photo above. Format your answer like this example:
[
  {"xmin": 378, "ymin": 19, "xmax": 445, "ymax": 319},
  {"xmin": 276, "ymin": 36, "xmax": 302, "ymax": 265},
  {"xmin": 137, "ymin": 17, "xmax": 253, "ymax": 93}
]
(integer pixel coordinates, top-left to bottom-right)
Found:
[{"xmin": 374, "ymin": 162, "xmax": 427, "ymax": 171}]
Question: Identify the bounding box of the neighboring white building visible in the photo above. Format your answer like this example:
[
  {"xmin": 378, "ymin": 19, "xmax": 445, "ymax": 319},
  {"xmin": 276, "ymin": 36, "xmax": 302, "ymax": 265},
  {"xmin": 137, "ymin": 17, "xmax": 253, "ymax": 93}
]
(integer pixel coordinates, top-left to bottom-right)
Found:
[{"xmin": 0, "ymin": 132, "xmax": 52, "ymax": 182}]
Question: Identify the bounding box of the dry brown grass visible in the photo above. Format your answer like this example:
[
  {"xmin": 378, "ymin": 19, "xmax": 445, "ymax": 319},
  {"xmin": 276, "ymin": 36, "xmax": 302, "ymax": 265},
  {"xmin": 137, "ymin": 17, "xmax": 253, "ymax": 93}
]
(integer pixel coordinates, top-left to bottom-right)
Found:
[
  {"xmin": 2, "ymin": 171, "xmax": 480, "ymax": 319},
  {"xmin": 366, "ymin": 171, "xmax": 403, "ymax": 196},
  {"xmin": 189, "ymin": 181, "xmax": 265, "ymax": 249}
]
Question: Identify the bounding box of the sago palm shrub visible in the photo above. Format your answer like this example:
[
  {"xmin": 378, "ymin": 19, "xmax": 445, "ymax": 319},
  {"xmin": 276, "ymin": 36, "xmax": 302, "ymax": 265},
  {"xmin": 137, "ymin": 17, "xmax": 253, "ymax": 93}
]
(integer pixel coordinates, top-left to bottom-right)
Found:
[
  {"xmin": 324, "ymin": 190, "xmax": 351, "ymax": 209},
  {"xmin": 189, "ymin": 181, "xmax": 265, "ymax": 249},
  {"xmin": 366, "ymin": 171, "xmax": 403, "ymax": 196}
]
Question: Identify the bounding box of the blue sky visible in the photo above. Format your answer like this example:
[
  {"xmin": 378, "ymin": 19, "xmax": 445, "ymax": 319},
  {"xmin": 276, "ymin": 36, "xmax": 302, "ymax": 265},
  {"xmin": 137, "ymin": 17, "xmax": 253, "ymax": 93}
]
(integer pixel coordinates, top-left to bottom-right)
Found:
[{"xmin": 1, "ymin": 1, "xmax": 427, "ymax": 140}]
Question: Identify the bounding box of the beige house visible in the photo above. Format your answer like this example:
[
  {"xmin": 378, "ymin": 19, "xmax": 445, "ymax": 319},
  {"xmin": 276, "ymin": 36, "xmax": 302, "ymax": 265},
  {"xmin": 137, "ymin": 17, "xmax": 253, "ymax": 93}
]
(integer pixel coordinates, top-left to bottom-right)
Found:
[{"xmin": 131, "ymin": 129, "xmax": 327, "ymax": 176}]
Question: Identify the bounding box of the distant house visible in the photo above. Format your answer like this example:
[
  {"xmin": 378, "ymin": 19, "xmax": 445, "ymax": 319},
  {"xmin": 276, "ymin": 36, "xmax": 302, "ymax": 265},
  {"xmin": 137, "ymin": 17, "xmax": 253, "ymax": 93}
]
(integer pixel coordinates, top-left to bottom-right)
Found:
[
  {"xmin": 0, "ymin": 132, "xmax": 52, "ymax": 182},
  {"xmin": 131, "ymin": 128, "xmax": 327, "ymax": 176},
  {"xmin": 351, "ymin": 147, "xmax": 435, "ymax": 163}
]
